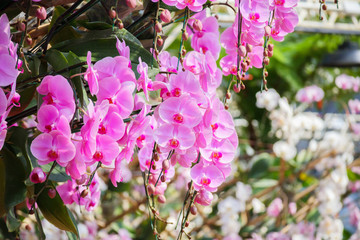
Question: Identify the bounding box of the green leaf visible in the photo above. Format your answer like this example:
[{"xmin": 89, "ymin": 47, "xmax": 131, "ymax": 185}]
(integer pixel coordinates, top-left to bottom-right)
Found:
[
  {"xmin": 35, "ymin": 183, "xmax": 78, "ymax": 236},
  {"xmin": 77, "ymin": 20, "xmax": 112, "ymax": 30},
  {"xmin": 0, "ymin": 160, "xmax": 5, "ymax": 217},
  {"xmin": 6, "ymin": 127, "xmax": 32, "ymax": 176},
  {"xmin": 45, "ymin": 49, "xmax": 70, "ymax": 74},
  {"xmin": 41, "ymin": 163, "xmax": 70, "ymax": 182},
  {"xmin": 252, "ymin": 179, "xmax": 278, "ymax": 188},
  {"xmin": 249, "ymin": 158, "xmax": 269, "ymax": 179},
  {"xmin": 49, "ymin": 6, "xmax": 81, "ymax": 46},
  {"xmin": 5, "ymin": 208, "xmax": 20, "ymax": 232},
  {"xmin": 52, "ymin": 28, "xmax": 157, "ymax": 67},
  {"xmin": 0, "ymin": 147, "xmax": 27, "ymax": 215},
  {"xmin": 347, "ymin": 169, "xmax": 360, "ymax": 181}
]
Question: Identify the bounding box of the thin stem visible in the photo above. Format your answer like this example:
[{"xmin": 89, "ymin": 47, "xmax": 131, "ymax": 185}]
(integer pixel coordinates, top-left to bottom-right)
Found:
[
  {"xmin": 34, "ymin": 208, "xmax": 45, "ymax": 240},
  {"xmin": 151, "ymin": 0, "xmax": 161, "ymax": 68},
  {"xmin": 177, "ymin": 8, "xmax": 190, "ymax": 70},
  {"xmin": 209, "ymin": 2, "xmax": 236, "ymax": 14},
  {"xmin": 236, "ymin": 0, "xmax": 243, "ymax": 85},
  {"xmin": 85, "ymin": 162, "xmax": 101, "ymax": 187}
]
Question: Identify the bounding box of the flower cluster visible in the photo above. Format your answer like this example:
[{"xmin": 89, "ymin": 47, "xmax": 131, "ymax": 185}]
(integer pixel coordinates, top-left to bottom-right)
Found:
[
  {"xmin": 220, "ymin": 0, "xmax": 299, "ymax": 78},
  {"xmin": 0, "ymin": 14, "xmax": 21, "ymax": 149},
  {"xmin": 21, "ymin": 11, "xmax": 237, "ymax": 209}
]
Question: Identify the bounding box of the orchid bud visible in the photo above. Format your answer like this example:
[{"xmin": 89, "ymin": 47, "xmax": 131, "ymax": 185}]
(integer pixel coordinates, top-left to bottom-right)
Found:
[
  {"xmin": 17, "ymin": 21, "xmax": 25, "ymax": 32},
  {"xmin": 162, "ymin": 159, "xmax": 170, "ymax": 170},
  {"xmin": 226, "ymin": 91, "xmax": 231, "ymax": 99},
  {"xmin": 126, "ymin": 0, "xmax": 137, "ymax": 8},
  {"xmin": 147, "ymin": 184, "xmax": 155, "ymax": 195},
  {"xmin": 268, "ymin": 50, "xmax": 273, "ymax": 57},
  {"xmin": 224, "ymin": 104, "xmax": 229, "ymax": 110},
  {"xmin": 241, "ymin": 82, "xmax": 246, "ymax": 90},
  {"xmin": 160, "ymin": 9, "xmax": 171, "ymax": 23},
  {"xmin": 36, "ymin": 7, "xmax": 47, "ymax": 20},
  {"xmin": 182, "ymin": 31, "xmax": 189, "ymax": 41},
  {"xmin": 181, "ymin": 49, "xmax": 186, "ymax": 56},
  {"xmin": 117, "ymin": 21, "xmax": 124, "ymax": 29},
  {"xmin": 268, "ymin": 43, "xmax": 274, "ymax": 51},
  {"xmin": 192, "ymin": 19, "xmax": 203, "ymax": 32},
  {"xmin": 239, "ymin": 45, "xmax": 246, "ymax": 57},
  {"xmin": 265, "ymin": 25, "xmax": 271, "ymax": 36},
  {"xmin": 161, "ymin": 175, "xmax": 166, "ymax": 182},
  {"xmin": 76, "ymin": 175, "xmax": 87, "ymax": 185},
  {"xmin": 48, "ymin": 189, "xmax": 56, "ymax": 199},
  {"xmin": 190, "ymin": 205, "xmax": 197, "ymax": 215},
  {"xmin": 109, "ymin": 8, "xmax": 116, "ymax": 19},
  {"xmin": 185, "ymin": 221, "xmax": 190, "ymax": 227},
  {"xmin": 233, "ymin": 83, "xmax": 241, "ymax": 93},
  {"xmin": 30, "ymin": 167, "xmax": 46, "ymax": 183},
  {"xmin": 241, "ymin": 61, "xmax": 247, "ymax": 71},
  {"xmin": 154, "ymin": 153, "xmax": 159, "ymax": 161},
  {"xmin": 81, "ymin": 189, "xmax": 89, "ymax": 198},
  {"xmin": 246, "ymin": 43, "xmax": 253, "ymax": 53},
  {"xmin": 26, "ymin": 36, "xmax": 32, "ymax": 46},
  {"xmin": 322, "ymin": 4, "xmax": 327, "ymax": 10},
  {"xmin": 155, "ymin": 22, "xmax": 162, "ymax": 33},
  {"xmin": 158, "ymin": 195, "xmax": 166, "ymax": 204},
  {"xmin": 264, "ymin": 57, "xmax": 270, "ymax": 65},
  {"xmin": 157, "ymin": 37, "xmax": 163, "ymax": 47}
]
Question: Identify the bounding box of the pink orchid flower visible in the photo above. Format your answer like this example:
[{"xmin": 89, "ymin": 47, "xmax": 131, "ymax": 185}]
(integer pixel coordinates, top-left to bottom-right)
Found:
[
  {"xmin": 97, "ymin": 77, "xmax": 135, "ymax": 118},
  {"xmin": 37, "ymin": 75, "xmax": 76, "ymax": 121},
  {"xmin": 191, "ymin": 163, "xmax": 224, "ymax": 192},
  {"xmin": 30, "ymin": 130, "xmax": 76, "ymax": 167},
  {"xmin": 116, "ymin": 37, "xmax": 130, "ymax": 59},
  {"xmin": 137, "ymin": 57, "xmax": 152, "ymax": 101},
  {"xmin": 84, "ymin": 51, "xmax": 99, "ymax": 95},
  {"xmin": 267, "ymin": 197, "xmax": 283, "ymax": 217},
  {"xmin": 195, "ymin": 188, "xmax": 213, "ymax": 206},
  {"xmin": 154, "ymin": 123, "xmax": 196, "ymax": 151},
  {"xmin": 158, "ymin": 95, "xmax": 202, "ymax": 128},
  {"xmin": 176, "ymin": 0, "xmax": 207, "ymax": 12},
  {"xmin": 295, "ymin": 85, "xmax": 324, "ymax": 103},
  {"xmin": 200, "ymin": 138, "xmax": 235, "ymax": 164}
]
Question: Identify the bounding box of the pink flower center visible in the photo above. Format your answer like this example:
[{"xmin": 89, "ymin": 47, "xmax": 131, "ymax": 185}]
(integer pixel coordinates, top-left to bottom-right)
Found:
[
  {"xmin": 43, "ymin": 93, "xmax": 54, "ymax": 105},
  {"xmin": 107, "ymin": 98, "xmax": 114, "ymax": 104},
  {"xmin": 137, "ymin": 135, "xmax": 146, "ymax": 141},
  {"xmin": 249, "ymin": 12, "xmax": 260, "ymax": 22},
  {"xmin": 45, "ymin": 125, "xmax": 52, "ymax": 132},
  {"xmin": 98, "ymin": 125, "xmax": 107, "ymax": 134},
  {"xmin": 230, "ymin": 65, "xmax": 238, "ymax": 75},
  {"xmin": 47, "ymin": 150, "xmax": 58, "ymax": 160},
  {"xmin": 211, "ymin": 123, "xmax": 219, "ymax": 131},
  {"xmin": 275, "ymin": 0, "xmax": 285, "ymax": 6},
  {"xmin": 211, "ymin": 151, "xmax": 223, "ymax": 160},
  {"xmin": 169, "ymin": 138, "xmax": 180, "ymax": 148},
  {"xmin": 172, "ymin": 88, "xmax": 182, "ymax": 97},
  {"xmin": 145, "ymin": 159, "xmax": 151, "ymax": 167},
  {"xmin": 93, "ymin": 151, "xmax": 103, "ymax": 161},
  {"xmin": 200, "ymin": 177, "xmax": 211, "ymax": 186},
  {"xmin": 184, "ymin": 0, "xmax": 195, "ymax": 5},
  {"xmin": 201, "ymin": 47, "xmax": 208, "ymax": 54},
  {"xmin": 173, "ymin": 113, "xmax": 184, "ymax": 123}
]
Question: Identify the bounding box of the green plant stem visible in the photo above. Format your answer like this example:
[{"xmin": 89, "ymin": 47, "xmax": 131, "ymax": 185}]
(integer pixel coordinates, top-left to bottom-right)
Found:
[
  {"xmin": 177, "ymin": 8, "xmax": 190, "ymax": 70},
  {"xmin": 34, "ymin": 208, "xmax": 46, "ymax": 240}
]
